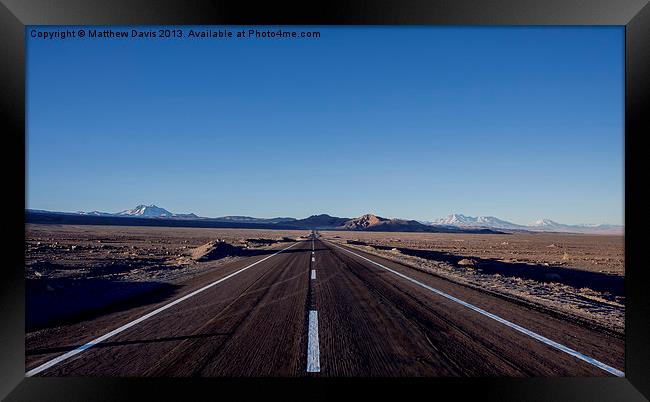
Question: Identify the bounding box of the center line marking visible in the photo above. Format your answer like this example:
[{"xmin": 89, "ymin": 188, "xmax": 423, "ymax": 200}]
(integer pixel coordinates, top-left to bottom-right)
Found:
[
  {"xmin": 26, "ymin": 241, "xmax": 301, "ymax": 377},
  {"xmin": 329, "ymin": 242, "xmax": 624, "ymax": 377},
  {"xmin": 311, "ymin": 270, "xmax": 316, "ymax": 280},
  {"xmin": 306, "ymin": 310, "xmax": 320, "ymax": 372}
]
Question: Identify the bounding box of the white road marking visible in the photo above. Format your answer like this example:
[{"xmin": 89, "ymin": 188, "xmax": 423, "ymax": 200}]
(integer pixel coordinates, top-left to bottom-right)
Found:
[
  {"xmin": 329, "ymin": 242, "xmax": 624, "ymax": 377},
  {"xmin": 25, "ymin": 242, "xmax": 301, "ymax": 377},
  {"xmin": 312, "ymin": 257, "xmax": 315, "ymax": 262},
  {"xmin": 311, "ymin": 270, "xmax": 316, "ymax": 280},
  {"xmin": 306, "ymin": 310, "xmax": 320, "ymax": 372}
]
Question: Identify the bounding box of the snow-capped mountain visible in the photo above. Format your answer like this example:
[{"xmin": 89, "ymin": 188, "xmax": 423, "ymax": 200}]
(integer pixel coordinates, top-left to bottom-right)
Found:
[
  {"xmin": 429, "ymin": 213, "xmax": 622, "ymax": 234},
  {"xmin": 77, "ymin": 204, "xmax": 199, "ymax": 218},
  {"xmin": 432, "ymin": 213, "xmax": 474, "ymax": 225},
  {"xmin": 529, "ymin": 219, "xmax": 563, "ymax": 229},
  {"xmin": 528, "ymin": 219, "xmax": 623, "ymax": 234},
  {"xmin": 432, "ymin": 214, "xmax": 527, "ymax": 230},
  {"xmin": 117, "ymin": 204, "xmax": 175, "ymax": 217},
  {"xmin": 78, "ymin": 210, "xmax": 114, "ymax": 216}
]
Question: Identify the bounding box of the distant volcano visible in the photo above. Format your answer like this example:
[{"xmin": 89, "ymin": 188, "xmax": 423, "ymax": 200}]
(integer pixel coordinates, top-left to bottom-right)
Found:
[
  {"xmin": 117, "ymin": 204, "xmax": 174, "ymax": 217},
  {"xmin": 114, "ymin": 204, "xmax": 197, "ymax": 218}
]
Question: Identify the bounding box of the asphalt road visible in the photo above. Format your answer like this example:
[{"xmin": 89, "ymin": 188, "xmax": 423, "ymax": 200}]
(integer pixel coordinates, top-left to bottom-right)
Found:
[{"xmin": 25, "ymin": 238, "xmax": 624, "ymax": 377}]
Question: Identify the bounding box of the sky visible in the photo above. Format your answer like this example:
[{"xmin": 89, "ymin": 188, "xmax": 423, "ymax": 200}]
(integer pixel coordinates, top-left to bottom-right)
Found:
[{"xmin": 26, "ymin": 26, "xmax": 624, "ymax": 225}]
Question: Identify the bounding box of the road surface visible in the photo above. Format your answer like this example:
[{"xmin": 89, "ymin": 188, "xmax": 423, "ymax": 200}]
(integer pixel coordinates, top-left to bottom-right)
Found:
[{"xmin": 25, "ymin": 238, "xmax": 624, "ymax": 377}]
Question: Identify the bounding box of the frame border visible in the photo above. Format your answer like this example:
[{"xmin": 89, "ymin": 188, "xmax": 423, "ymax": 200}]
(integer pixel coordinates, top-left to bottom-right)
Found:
[{"xmin": 1, "ymin": 1, "xmax": 648, "ymax": 400}]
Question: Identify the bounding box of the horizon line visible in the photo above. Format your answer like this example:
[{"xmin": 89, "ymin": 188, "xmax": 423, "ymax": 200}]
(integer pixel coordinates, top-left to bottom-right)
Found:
[{"xmin": 24, "ymin": 205, "xmax": 624, "ymax": 227}]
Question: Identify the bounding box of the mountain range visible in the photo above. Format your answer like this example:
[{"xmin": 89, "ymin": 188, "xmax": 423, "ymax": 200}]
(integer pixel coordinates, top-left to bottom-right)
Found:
[
  {"xmin": 429, "ymin": 214, "xmax": 623, "ymax": 234},
  {"xmin": 27, "ymin": 205, "xmax": 623, "ymax": 234}
]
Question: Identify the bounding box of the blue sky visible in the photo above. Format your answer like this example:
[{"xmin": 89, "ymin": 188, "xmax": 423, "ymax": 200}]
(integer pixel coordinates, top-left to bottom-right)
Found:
[{"xmin": 26, "ymin": 26, "xmax": 624, "ymax": 225}]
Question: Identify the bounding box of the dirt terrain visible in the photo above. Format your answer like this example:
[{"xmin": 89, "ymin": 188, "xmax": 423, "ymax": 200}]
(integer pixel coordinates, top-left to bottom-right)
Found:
[{"xmin": 322, "ymin": 231, "xmax": 624, "ymax": 333}]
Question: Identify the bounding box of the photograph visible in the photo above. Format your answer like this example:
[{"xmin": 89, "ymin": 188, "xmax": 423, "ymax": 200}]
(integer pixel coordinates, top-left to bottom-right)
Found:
[{"xmin": 24, "ymin": 25, "xmax": 625, "ymax": 378}]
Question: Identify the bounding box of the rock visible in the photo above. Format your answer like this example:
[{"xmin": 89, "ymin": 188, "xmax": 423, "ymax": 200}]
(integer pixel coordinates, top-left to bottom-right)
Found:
[
  {"xmin": 190, "ymin": 241, "xmax": 241, "ymax": 261},
  {"xmin": 457, "ymin": 258, "xmax": 477, "ymax": 267}
]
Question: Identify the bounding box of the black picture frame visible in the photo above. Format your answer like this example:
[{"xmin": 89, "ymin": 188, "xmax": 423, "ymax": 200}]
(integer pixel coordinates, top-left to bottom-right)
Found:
[{"xmin": 1, "ymin": 1, "xmax": 648, "ymax": 400}]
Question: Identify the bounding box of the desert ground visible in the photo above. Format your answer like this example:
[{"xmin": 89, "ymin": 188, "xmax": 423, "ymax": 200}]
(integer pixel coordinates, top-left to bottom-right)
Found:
[{"xmin": 25, "ymin": 224, "xmax": 624, "ymax": 377}]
